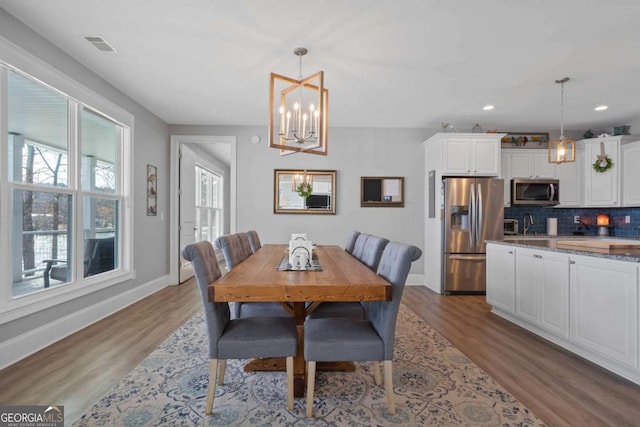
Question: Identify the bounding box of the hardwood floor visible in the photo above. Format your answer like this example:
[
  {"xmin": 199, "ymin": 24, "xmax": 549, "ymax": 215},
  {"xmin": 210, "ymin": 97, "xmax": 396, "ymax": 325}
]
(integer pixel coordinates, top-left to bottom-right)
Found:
[
  {"xmin": 403, "ymin": 286, "xmax": 640, "ymax": 427},
  {"xmin": 1, "ymin": 283, "xmax": 639, "ymax": 426},
  {"xmin": 0, "ymin": 280, "xmax": 201, "ymax": 423}
]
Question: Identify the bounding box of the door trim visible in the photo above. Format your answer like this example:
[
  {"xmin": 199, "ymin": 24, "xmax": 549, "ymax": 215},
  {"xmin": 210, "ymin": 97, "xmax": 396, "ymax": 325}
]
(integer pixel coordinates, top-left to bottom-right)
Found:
[{"xmin": 169, "ymin": 135, "xmax": 237, "ymax": 286}]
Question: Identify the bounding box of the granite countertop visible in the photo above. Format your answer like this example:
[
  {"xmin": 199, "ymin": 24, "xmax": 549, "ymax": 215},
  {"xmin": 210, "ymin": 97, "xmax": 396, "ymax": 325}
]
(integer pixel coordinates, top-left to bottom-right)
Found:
[{"xmin": 487, "ymin": 236, "xmax": 640, "ymax": 263}]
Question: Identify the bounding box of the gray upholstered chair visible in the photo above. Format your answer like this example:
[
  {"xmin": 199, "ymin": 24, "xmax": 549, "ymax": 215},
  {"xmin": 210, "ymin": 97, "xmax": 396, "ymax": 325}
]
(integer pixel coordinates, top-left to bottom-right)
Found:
[
  {"xmin": 351, "ymin": 233, "xmax": 369, "ymax": 260},
  {"xmin": 344, "ymin": 230, "xmax": 361, "ymax": 254},
  {"xmin": 215, "ymin": 233, "xmax": 288, "ymax": 319},
  {"xmin": 309, "ymin": 234, "xmax": 388, "ymax": 320},
  {"xmin": 246, "ymin": 230, "xmax": 262, "ymax": 253},
  {"xmin": 304, "ymin": 241, "xmax": 422, "ymax": 417},
  {"xmin": 214, "ymin": 234, "xmax": 246, "ymax": 271},
  {"xmin": 359, "ymin": 235, "xmax": 389, "ymax": 271},
  {"xmin": 237, "ymin": 232, "xmax": 253, "ymax": 259},
  {"xmin": 181, "ymin": 241, "xmax": 297, "ymax": 414}
]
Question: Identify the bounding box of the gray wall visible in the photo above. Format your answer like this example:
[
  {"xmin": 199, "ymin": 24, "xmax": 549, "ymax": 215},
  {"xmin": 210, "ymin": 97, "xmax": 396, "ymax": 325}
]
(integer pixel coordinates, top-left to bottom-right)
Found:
[
  {"xmin": 0, "ymin": 9, "xmax": 171, "ymax": 341},
  {"xmin": 170, "ymin": 125, "xmax": 435, "ymax": 274}
]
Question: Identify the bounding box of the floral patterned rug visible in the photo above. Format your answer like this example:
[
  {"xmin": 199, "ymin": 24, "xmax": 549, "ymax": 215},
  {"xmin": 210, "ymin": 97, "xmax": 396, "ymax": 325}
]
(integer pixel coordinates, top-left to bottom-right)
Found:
[{"xmin": 73, "ymin": 305, "xmax": 546, "ymax": 426}]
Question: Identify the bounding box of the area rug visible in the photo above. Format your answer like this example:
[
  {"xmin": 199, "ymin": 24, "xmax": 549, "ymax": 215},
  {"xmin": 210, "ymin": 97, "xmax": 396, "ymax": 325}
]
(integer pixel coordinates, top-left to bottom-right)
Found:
[{"xmin": 73, "ymin": 305, "xmax": 546, "ymax": 426}]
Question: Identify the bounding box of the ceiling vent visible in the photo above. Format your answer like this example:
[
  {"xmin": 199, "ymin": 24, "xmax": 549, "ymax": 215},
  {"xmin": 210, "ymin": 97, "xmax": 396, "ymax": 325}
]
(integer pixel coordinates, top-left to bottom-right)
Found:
[{"xmin": 84, "ymin": 36, "xmax": 118, "ymax": 54}]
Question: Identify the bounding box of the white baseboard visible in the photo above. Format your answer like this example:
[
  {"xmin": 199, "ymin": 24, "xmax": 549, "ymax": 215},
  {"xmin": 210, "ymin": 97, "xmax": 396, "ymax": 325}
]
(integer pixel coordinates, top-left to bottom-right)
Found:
[
  {"xmin": 407, "ymin": 274, "xmax": 425, "ymax": 285},
  {"xmin": 0, "ymin": 275, "xmax": 170, "ymax": 371}
]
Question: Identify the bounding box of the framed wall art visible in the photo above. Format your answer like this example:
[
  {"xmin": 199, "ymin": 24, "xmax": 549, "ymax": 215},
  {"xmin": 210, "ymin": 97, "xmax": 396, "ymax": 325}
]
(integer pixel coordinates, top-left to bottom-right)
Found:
[{"xmin": 147, "ymin": 164, "xmax": 157, "ymax": 216}]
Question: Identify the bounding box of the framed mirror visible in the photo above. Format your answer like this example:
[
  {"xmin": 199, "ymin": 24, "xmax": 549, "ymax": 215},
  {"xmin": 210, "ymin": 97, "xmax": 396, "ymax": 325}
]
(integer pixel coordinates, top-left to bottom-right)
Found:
[
  {"xmin": 361, "ymin": 176, "xmax": 404, "ymax": 207},
  {"xmin": 274, "ymin": 169, "xmax": 336, "ymax": 214}
]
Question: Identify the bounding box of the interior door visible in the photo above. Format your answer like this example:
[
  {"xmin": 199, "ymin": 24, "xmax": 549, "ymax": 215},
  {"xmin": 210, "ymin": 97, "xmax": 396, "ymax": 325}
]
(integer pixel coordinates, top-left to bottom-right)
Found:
[{"xmin": 179, "ymin": 145, "xmax": 197, "ymax": 282}]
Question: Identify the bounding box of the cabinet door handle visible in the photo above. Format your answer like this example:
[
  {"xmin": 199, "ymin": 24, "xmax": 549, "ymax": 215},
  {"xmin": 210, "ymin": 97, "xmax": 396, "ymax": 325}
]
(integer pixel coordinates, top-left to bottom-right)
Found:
[
  {"xmin": 508, "ymin": 251, "xmax": 513, "ymax": 254},
  {"xmin": 569, "ymin": 260, "xmax": 576, "ymax": 264},
  {"xmin": 534, "ymin": 254, "xmax": 542, "ymax": 259}
]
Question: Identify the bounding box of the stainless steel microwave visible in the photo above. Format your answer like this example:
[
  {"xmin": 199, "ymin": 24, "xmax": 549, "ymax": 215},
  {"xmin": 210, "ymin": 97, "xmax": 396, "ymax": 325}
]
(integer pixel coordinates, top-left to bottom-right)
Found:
[{"xmin": 511, "ymin": 178, "xmax": 559, "ymax": 206}]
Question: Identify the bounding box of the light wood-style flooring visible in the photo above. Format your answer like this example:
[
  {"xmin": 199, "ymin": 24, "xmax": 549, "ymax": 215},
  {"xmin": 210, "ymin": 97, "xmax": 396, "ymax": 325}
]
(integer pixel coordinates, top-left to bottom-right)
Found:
[
  {"xmin": 1, "ymin": 283, "xmax": 639, "ymax": 426},
  {"xmin": 403, "ymin": 286, "xmax": 640, "ymax": 427}
]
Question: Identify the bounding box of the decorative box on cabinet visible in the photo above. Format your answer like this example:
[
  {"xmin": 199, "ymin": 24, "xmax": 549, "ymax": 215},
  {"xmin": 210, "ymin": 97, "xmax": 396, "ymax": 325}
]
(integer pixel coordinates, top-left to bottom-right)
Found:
[{"xmin": 425, "ymin": 133, "xmax": 504, "ymax": 176}]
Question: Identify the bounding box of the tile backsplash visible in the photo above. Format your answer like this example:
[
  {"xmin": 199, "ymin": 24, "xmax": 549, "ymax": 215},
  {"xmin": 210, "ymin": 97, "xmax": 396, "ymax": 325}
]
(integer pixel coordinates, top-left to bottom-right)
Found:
[{"xmin": 504, "ymin": 206, "xmax": 640, "ymax": 238}]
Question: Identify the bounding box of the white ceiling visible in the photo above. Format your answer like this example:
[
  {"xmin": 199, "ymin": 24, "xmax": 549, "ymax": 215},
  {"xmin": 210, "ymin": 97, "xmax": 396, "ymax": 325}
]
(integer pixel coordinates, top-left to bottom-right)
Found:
[{"xmin": 2, "ymin": 0, "xmax": 640, "ymax": 133}]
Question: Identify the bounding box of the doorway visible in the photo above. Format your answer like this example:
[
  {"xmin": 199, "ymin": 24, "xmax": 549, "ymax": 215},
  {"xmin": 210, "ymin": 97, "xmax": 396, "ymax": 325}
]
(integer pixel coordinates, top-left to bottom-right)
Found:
[{"xmin": 169, "ymin": 135, "xmax": 236, "ymax": 285}]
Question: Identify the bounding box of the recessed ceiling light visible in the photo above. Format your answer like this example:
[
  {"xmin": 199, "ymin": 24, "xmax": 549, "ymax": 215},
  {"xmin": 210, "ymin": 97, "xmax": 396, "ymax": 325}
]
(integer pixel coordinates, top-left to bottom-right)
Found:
[
  {"xmin": 482, "ymin": 105, "xmax": 495, "ymax": 111},
  {"xmin": 594, "ymin": 105, "xmax": 608, "ymax": 111}
]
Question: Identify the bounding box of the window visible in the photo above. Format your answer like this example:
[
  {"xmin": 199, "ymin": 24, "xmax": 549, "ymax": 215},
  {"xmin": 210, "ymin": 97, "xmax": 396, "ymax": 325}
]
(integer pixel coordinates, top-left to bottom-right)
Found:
[
  {"xmin": 1, "ymin": 48, "xmax": 133, "ymax": 321},
  {"xmin": 195, "ymin": 165, "xmax": 222, "ymax": 243}
]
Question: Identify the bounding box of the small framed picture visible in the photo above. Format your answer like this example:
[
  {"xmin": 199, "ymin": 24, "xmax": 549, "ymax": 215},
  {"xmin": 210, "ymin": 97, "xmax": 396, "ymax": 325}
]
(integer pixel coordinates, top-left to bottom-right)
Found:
[{"xmin": 147, "ymin": 164, "xmax": 157, "ymax": 216}]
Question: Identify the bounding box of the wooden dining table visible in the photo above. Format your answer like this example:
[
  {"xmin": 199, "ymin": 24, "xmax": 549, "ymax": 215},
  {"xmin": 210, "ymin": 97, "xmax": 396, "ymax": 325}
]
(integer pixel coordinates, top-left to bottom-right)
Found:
[{"xmin": 208, "ymin": 244, "xmax": 392, "ymax": 397}]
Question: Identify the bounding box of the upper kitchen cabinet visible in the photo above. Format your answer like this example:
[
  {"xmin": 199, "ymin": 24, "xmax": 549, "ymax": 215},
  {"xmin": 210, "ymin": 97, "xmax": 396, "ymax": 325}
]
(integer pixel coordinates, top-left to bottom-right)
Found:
[
  {"xmin": 509, "ymin": 149, "xmax": 557, "ymax": 179},
  {"xmin": 501, "ymin": 148, "xmax": 581, "ymax": 207},
  {"xmin": 582, "ymin": 135, "xmax": 638, "ymax": 207},
  {"xmin": 622, "ymin": 141, "xmax": 640, "ymax": 206},
  {"xmin": 556, "ymin": 152, "xmax": 583, "ymax": 207},
  {"xmin": 425, "ymin": 133, "xmax": 505, "ymax": 177}
]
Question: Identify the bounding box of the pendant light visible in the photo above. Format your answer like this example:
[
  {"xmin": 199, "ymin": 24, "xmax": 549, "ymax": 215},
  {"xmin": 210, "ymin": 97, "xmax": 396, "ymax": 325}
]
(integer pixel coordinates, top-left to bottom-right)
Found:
[
  {"xmin": 269, "ymin": 48, "xmax": 329, "ymax": 156},
  {"xmin": 548, "ymin": 77, "xmax": 576, "ymax": 163}
]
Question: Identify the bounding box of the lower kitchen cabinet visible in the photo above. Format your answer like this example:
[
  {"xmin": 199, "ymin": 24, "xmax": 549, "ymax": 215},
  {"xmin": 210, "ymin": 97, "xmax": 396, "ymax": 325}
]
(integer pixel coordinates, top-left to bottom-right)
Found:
[
  {"xmin": 486, "ymin": 243, "xmax": 640, "ymax": 384},
  {"xmin": 515, "ymin": 247, "xmax": 569, "ymax": 338},
  {"xmin": 570, "ymin": 254, "xmax": 639, "ymax": 369},
  {"xmin": 486, "ymin": 244, "xmax": 515, "ymax": 314}
]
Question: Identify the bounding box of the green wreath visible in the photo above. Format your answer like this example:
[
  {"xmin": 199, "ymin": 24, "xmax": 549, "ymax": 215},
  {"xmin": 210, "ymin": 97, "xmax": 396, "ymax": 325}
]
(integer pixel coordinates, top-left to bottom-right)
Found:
[
  {"xmin": 296, "ymin": 182, "xmax": 313, "ymax": 198},
  {"xmin": 593, "ymin": 155, "xmax": 613, "ymax": 173}
]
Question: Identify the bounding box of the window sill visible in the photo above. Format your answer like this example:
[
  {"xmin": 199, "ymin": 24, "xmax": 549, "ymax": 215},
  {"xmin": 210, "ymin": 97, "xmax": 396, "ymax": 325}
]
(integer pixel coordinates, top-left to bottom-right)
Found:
[{"xmin": 0, "ymin": 270, "xmax": 136, "ymax": 325}]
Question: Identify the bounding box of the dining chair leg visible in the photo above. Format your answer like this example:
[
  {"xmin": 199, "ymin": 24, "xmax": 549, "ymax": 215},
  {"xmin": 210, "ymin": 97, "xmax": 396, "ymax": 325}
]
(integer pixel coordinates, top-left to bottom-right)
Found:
[
  {"xmin": 217, "ymin": 359, "xmax": 227, "ymax": 385},
  {"xmin": 286, "ymin": 356, "xmax": 294, "ymax": 410},
  {"xmin": 206, "ymin": 359, "xmax": 218, "ymax": 415},
  {"xmin": 383, "ymin": 360, "xmax": 396, "ymax": 415},
  {"xmin": 306, "ymin": 361, "xmax": 316, "ymax": 418},
  {"xmin": 372, "ymin": 361, "xmax": 382, "ymax": 385}
]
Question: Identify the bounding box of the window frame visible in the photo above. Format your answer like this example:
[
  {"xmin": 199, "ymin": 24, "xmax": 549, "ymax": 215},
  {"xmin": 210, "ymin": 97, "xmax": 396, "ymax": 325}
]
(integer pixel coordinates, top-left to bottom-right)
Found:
[
  {"xmin": 195, "ymin": 164, "xmax": 223, "ymax": 243},
  {"xmin": 0, "ymin": 38, "xmax": 134, "ymax": 324}
]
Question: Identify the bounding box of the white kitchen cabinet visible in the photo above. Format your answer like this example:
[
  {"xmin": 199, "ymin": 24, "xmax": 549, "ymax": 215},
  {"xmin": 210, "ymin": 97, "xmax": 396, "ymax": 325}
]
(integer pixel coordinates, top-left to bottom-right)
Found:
[
  {"xmin": 486, "ymin": 243, "xmax": 640, "ymax": 384},
  {"xmin": 622, "ymin": 141, "xmax": 640, "ymax": 206},
  {"xmin": 486, "ymin": 244, "xmax": 515, "ymax": 314},
  {"xmin": 425, "ymin": 133, "xmax": 502, "ymax": 176},
  {"xmin": 583, "ymin": 138, "xmax": 621, "ymax": 206},
  {"xmin": 581, "ymin": 135, "xmax": 639, "ymax": 207},
  {"xmin": 501, "ymin": 149, "xmax": 557, "ymax": 207},
  {"xmin": 501, "ymin": 152, "xmax": 511, "ymax": 207},
  {"xmin": 515, "ymin": 249, "xmax": 540, "ymax": 324},
  {"xmin": 556, "ymin": 154, "xmax": 582, "ymax": 207},
  {"xmin": 509, "ymin": 149, "xmax": 557, "ymax": 179},
  {"xmin": 569, "ymin": 254, "xmax": 638, "ymax": 370},
  {"xmin": 515, "ymin": 247, "xmax": 570, "ymax": 338},
  {"xmin": 539, "ymin": 251, "xmax": 570, "ymax": 338}
]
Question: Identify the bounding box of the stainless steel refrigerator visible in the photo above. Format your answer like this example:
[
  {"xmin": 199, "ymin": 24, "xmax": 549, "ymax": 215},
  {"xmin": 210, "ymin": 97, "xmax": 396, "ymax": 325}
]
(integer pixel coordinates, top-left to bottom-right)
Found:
[{"xmin": 442, "ymin": 177, "xmax": 503, "ymax": 293}]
